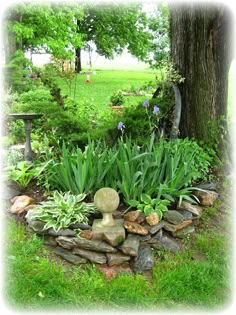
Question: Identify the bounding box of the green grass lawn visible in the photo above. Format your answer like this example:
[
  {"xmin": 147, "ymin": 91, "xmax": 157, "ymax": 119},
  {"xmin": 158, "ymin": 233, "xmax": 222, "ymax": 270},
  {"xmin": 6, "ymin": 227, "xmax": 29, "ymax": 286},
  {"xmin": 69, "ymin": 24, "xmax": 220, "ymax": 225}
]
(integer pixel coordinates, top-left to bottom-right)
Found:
[{"xmin": 57, "ymin": 69, "xmax": 157, "ymax": 109}]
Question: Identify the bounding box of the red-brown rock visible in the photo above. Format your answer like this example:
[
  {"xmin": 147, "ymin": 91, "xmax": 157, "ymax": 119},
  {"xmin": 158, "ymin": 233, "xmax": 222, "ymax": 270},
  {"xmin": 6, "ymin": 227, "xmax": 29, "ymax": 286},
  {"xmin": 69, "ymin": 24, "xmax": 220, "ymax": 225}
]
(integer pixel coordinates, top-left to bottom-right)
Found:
[
  {"xmin": 96, "ymin": 263, "xmax": 132, "ymax": 280},
  {"xmin": 79, "ymin": 230, "xmax": 93, "ymax": 240},
  {"xmin": 146, "ymin": 213, "xmax": 159, "ymax": 226},
  {"xmin": 10, "ymin": 195, "xmax": 35, "ymax": 214},
  {"xmin": 123, "ymin": 210, "xmax": 140, "ymax": 222},
  {"xmin": 123, "ymin": 221, "xmax": 149, "ymax": 235},
  {"xmin": 193, "ymin": 190, "xmax": 218, "ymax": 206}
]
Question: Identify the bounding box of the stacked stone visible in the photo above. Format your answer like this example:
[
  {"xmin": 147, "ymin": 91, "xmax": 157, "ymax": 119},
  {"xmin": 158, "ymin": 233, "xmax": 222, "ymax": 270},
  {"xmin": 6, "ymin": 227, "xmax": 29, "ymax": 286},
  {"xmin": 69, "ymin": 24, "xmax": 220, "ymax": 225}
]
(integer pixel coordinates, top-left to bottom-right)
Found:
[{"xmin": 11, "ymin": 188, "xmax": 219, "ymax": 275}]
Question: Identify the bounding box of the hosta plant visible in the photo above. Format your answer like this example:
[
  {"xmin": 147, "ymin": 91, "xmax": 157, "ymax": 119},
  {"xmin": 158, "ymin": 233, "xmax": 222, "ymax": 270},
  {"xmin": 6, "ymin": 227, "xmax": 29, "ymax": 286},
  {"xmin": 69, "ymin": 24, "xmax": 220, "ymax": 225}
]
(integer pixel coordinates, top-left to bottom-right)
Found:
[
  {"xmin": 128, "ymin": 193, "xmax": 170, "ymax": 220},
  {"xmin": 30, "ymin": 191, "xmax": 96, "ymax": 232}
]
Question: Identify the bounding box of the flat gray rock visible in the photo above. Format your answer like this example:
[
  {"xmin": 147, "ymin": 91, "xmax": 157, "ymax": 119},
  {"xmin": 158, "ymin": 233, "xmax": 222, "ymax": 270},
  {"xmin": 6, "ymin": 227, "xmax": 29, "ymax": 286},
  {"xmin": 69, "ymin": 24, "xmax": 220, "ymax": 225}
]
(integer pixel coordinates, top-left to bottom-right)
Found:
[
  {"xmin": 73, "ymin": 248, "xmax": 107, "ymax": 264},
  {"xmin": 133, "ymin": 245, "xmax": 154, "ymax": 273},
  {"xmin": 163, "ymin": 210, "xmax": 184, "ymax": 225},
  {"xmin": 54, "ymin": 247, "xmax": 87, "ymax": 265},
  {"xmin": 176, "ymin": 210, "xmax": 193, "ymax": 220},
  {"xmin": 143, "ymin": 222, "xmax": 164, "ymax": 234},
  {"xmin": 74, "ymin": 238, "xmax": 118, "ymax": 253},
  {"xmin": 172, "ymin": 225, "xmax": 195, "ymax": 238},
  {"xmin": 48, "ymin": 228, "xmax": 76, "ymax": 237},
  {"xmin": 121, "ymin": 234, "xmax": 140, "ymax": 256},
  {"xmin": 106, "ymin": 252, "xmax": 131, "ymax": 266}
]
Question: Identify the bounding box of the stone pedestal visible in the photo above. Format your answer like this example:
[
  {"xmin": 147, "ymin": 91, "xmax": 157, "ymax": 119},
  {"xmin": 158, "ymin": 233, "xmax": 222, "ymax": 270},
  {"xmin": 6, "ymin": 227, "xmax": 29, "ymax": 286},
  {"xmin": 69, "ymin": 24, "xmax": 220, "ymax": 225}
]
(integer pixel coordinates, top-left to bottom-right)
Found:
[{"xmin": 92, "ymin": 188, "xmax": 125, "ymax": 243}]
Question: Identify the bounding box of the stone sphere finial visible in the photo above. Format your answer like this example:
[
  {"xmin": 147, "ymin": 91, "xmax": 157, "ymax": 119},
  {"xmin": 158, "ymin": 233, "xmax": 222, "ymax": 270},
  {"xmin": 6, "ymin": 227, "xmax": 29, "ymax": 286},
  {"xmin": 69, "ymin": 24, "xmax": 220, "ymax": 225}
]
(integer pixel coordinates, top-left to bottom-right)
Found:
[{"xmin": 94, "ymin": 187, "xmax": 120, "ymax": 226}]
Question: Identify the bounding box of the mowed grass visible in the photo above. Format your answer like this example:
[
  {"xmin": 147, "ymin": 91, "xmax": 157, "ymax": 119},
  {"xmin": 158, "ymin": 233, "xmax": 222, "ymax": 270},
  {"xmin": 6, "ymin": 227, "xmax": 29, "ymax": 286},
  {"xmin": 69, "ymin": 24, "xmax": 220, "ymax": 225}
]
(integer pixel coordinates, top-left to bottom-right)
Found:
[
  {"xmin": 4, "ymin": 212, "xmax": 231, "ymax": 312},
  {"xmin": 57, "ymin": 69, "xmax": 157, "ymax": 108}
]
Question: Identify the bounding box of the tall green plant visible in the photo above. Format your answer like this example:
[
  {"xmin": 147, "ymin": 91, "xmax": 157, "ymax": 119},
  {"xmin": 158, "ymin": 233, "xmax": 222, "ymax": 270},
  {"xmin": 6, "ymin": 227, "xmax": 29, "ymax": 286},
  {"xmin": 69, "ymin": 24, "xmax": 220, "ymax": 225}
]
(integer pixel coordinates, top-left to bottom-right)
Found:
[{"xmin": 41, "ymin": 137, "xmax": 211, "ymax": 205}]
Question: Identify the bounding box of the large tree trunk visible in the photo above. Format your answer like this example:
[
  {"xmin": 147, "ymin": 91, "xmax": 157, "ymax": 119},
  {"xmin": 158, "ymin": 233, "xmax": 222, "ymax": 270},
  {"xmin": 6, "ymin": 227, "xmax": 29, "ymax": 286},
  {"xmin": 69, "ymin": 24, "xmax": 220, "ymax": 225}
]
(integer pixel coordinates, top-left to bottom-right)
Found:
[{"xmin": 169, "ymin": 3, "xmax": 233, "ymax": 142}]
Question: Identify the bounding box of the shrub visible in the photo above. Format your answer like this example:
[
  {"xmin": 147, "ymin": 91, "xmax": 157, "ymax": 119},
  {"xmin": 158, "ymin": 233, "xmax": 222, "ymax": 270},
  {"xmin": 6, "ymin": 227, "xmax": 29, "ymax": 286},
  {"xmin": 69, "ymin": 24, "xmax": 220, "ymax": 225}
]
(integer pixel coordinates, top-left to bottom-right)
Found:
[{"xmin": 110, "ymin": 90, "xmax": 125, "ymax": 106}]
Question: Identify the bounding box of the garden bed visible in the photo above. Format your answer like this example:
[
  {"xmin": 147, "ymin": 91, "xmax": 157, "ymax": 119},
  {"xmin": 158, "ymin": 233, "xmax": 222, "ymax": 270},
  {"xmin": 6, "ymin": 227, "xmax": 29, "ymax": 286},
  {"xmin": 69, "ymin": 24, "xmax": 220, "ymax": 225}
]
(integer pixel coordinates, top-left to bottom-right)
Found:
[{"xmin": 7, "ymin": 184, "xmax": 219, "ymax": 277}]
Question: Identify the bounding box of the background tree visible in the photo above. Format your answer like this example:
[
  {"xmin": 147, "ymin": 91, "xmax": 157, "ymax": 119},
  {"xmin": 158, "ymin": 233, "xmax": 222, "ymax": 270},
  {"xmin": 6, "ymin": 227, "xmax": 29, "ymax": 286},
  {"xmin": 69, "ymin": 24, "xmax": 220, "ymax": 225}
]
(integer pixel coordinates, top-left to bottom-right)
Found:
[
  {"xmin": 4, "ymin": 3, "xmax": 84, "ymax": 62},
  {"xmin": 169, "ymin": 3, "xmax": 233, "ymax": 144},
  {"xmin": 145, "ymin": 4, "xmax": 170, "ymax": 68},
  {"xmin": 74, "ymin": 3, "xmax": 153, "ymax": 72}
]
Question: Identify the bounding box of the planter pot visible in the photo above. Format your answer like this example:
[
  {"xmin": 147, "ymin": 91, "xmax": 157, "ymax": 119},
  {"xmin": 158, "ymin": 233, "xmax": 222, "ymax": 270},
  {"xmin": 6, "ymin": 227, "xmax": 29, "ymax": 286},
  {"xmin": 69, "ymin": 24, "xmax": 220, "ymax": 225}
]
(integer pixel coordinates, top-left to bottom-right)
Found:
[{"xmin": 109, "ymin": 104, "xmax": 124, "ymax": 114}]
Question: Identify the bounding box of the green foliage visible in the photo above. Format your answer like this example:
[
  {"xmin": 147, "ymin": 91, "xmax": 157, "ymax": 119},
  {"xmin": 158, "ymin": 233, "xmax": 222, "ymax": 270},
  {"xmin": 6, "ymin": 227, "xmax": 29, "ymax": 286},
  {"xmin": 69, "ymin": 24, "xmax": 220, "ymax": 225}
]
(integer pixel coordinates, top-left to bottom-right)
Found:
[
  {"xmin": 47, "ymin": 140, "xmax": 118, "ymax": 195},
  {"xmin": 30, "ymin": 191, "xmax": 95, "ymax": 232},
  {"xmin": 7, "ymin": 119, "xmax": 25, "ymax": 144},
  {"xmin": 128, "ymin": 194, "xmax": 170, "ymax": 219},
  {"xmin": 80, "ymin": 3, "xmax": 152, "ymax": 61},
  {"xmin": 6, "ymin": 159, "xmax": 52, "ymax": 189},
  {"xmin": 145, "ymin": 4, "xmax": 170, "ymax": 66},
  {"xmin": 5, "ymin": 3, "xmax": 84, "ymax": 60},
  {"xmin": 110, "ymin": 90, "xmax": 125, "ymax": 106},
  {"xmin": 3, "ymin": 50, "xmax": 33, "ymax": 92},
  {"xmin": 6, "ymin": 161, "xmax": 37, "ymax": 188},
  {"xmin": 10, "ymin": 87, "xmax": 56, "ymax": 114},
  {"xmin": 5, "ymin": 147, "xmax": 24, "ymax": 167},
  {"xmin": 40, "ymin": 136, "xmax": 211, "ymax": 205},
  {"xmin": 7, "ymin": 86, "xmax": 85, "ymax": 145}
]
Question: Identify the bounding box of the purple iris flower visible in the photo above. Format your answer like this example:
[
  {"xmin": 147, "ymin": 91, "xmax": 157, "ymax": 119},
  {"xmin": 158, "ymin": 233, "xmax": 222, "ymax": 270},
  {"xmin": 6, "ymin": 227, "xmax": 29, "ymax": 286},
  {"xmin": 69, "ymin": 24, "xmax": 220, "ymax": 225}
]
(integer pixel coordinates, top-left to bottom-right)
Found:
[
  {"xmin": 117, "ymin": 121, "xmax": 125, "ymax": 130},
  {"xmin": 143, "ymin": 99, "xmax": 149, "ymax": 107},
  {"xmin": 153, "ymin": 105, "xmax": 160, "ymax": 114}
]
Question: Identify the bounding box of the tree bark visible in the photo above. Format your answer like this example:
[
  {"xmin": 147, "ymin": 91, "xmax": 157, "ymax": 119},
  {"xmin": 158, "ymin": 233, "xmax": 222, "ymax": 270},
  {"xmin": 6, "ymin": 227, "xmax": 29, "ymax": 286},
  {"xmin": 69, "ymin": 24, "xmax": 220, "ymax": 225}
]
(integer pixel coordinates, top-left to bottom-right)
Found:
[
  {"xmin": 75, "ymin": 47, "xmax": 82, "ymax": 73},
  {"xmin": 169, "ymin": 3, "xmax": 233, "ymax": 142}
]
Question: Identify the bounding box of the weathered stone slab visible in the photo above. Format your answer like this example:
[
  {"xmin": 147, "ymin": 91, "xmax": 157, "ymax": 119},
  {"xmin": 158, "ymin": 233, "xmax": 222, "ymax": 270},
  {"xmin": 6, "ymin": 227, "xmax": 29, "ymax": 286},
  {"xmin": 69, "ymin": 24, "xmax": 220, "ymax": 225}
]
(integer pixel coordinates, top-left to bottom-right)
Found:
[
  {"xmin": 102, "ymin": 230, "xmax": 125, "ymax": 247},
  {"xmin": 48, "ymin": 228, "xmax": 76, "ymax": 237},
  {"xmin": 146, "ymin": 232, "xmax": 181, "ymax": 253},
  {"xmin": 136, "ymin": 212, "xmax": 146, "ymax": 224},
  {"xmin": 56, "ymin": 236, "xmax": 76, "ymax": 249},
  {"xmin": 69, "ymin": 223, "xmax": 92, "ymax": 230},
  {"xmin": 143, "ymin": 222, "xmax": 164, "ymax": 234},
  {"xmin": 106, "ymin": 252, "xmax": 131, "ymax": 266},
  {"xmin": 43, "ymin": 236, "xmax": 57, "ymax": 246},
  {"xmin": 73, "ymin": 248, "xmax": 107, "ymax": 264},
  {"xmin": 163, "ymin": 210, "xmax": 184, "ymax": 225},
  {"xmin": 133, "ymin": 245, "xmax": 154, "ymax": 273},
  {"xmin": 196, "ymin": 181, "xmax": 217, "ymax": 191},
  {"xmin": 158, "ymin": 235, "xmax": 182, "ymax": 253},
  {"xmin": 28, "ymin": 220, "xmax": 49, "ymax": 235},
  {"xmin": 74, "ymin": 238, "xmax": 118, "ymax": 253},
  {"xmin": 121, "ymin": 234, "xmax": 140, "ymax": 256},
  {"xmin": 178, "ymin": 201, "xmax": 203, "ymax": 216},
  {"xmin": 92, "ymin": 219, "xmax": 125, "ymax": 243},
  {"xmin": 123, "ymin": 221, "xmax": 149, "ymax": 235},
  {"xmin": 176, "ymin": 209, "xmax": 193, "ymax": 220},
  {"xmin": 123, "ymin": 210, "xmax": 140, "ymax": 222},
  {"xmin": 139, "ymin": 234, "xmax": 152, "ymax": 242},
  {"xmin": 162, "ymin": 220, "xmax": 192, "ymax": 232},
  {"xmin": 79, "ymin": 230, "xmax": 93, "ymax": 240},
  {"xmin": 152, "ymin": 229, "xmax": 162, "ymax": 241},
  {"xmin": 171, "ymin": 225, "xmax": 195, "ymax": 238},
  {"xmin": 193, "ymin": 190, "xmax": 218, "ymax": 206},
  {"xmin": 54, "ymin": 247, "xmax": 87, "ymax": 265},
  {"xmin": 146, "ymin": 213, "xmax": 159, "ymax": 226}
]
